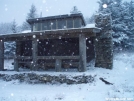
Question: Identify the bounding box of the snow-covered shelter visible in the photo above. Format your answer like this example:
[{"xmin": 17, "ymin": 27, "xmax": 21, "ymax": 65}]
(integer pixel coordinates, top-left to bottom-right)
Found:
[{"xmin": 0, "ymin": 13, "xmax": 113, "ymax": 72}]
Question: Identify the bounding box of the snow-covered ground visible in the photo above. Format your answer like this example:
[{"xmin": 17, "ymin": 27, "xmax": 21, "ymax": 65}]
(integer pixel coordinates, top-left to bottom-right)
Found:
[{"xmin": 0, "ymin": 52, "xmax": 134, "ymax": 101}]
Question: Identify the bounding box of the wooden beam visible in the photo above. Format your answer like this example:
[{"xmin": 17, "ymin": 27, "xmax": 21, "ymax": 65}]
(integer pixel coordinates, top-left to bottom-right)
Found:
[
  {"xmin": 32, "ymin": 38, "xmax": 38, "ymax": 71},
  {"xmin": 55, "ymin": 59, "xmax": 62, "ymax": 72},
  {"xmin": 0, "ymin": 40, "xmax": 4, "ymax": 71},
  {"xmin": 1, "ymin": 32, "xmax": 96, "ymax": 42},
  {"xmin": 16, "ymin": 56, "xmax": 32, "ymax": 59},
  {"xmin": 78, "ymin": 34, "xmax": 87, "ymax": 72},
  {"xmin": 37, "ymin": 56, "xmax": 79, "ymax": 60},
  {"xmin": 0, "ymin": 28, "xmax": 98, "ymax": 38}
]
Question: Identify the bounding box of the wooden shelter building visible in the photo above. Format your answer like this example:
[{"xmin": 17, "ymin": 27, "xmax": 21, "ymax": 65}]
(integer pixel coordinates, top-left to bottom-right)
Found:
[{"xmin": 0, "ymin": 13, "xmax": 113, "ymax": 72}]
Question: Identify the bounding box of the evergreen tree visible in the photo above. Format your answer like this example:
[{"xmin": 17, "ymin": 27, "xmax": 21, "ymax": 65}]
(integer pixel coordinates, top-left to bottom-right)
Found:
[
  {"xmin": 11, "ymin": 19, "xmax": 18, "ymax": 33},
  {"xmin": 85, "ymin": 14, "xmax": 95, "ymax": 24},
  {"xmin": 4, "ymin": 19, "xmax": 18, "ymax": 58},
  {"xmin": 21, "ymin": 4, "xmax": 38, "ymax": 31},
  {"xmin": 97, "ymin": 0, "xmax": 133, "ymax": 49},
  {"xmin": 27, "ymin": 4, "xmax": 38, "ymax": 19},
  {"xmin": 0, "ymin": 23, "xmax": 12, "ymax": 34},
  {"xmin": 70, "ymin": 6, "xmax": 81, "ymax": 14},
  {"xmin": 128, "ymin": 1, "xmax": 134, "ymax": 49}
]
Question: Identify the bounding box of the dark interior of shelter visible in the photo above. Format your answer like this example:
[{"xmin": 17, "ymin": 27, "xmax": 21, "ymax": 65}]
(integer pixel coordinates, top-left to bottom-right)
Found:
[{"xmin": 19, "ymin": 37, "xmax": 95, "ymax": 70}]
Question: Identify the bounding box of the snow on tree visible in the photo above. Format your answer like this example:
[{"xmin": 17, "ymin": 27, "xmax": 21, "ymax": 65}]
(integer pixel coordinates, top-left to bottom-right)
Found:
[
  {"xmin": 97, "ymin": 0, "xmax": 134, "ymax": 50},
  {"xmin": 0, "ymin": 23, "xmax": 12, "ymax": 34},
  {"xmin": 127, "ymin": 1, "xmax": 134, "ymax": 49},
  {"xmin": 70, "ymin": 6, "xmax": 81, "ymax": 14},
  {"xmin": 4, "ymin": 19, "xmax": 19, "ymax": 58}
]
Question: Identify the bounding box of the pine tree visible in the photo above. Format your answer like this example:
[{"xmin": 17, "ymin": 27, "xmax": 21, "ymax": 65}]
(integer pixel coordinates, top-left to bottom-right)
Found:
[
  {"xmin": 85, "ymin": 14, "xmax": 95, "ymax": 24},
  {"xmin": 97, "ymin": 0, "xmax": 133, "ymax": 49},
  {"xmin": 128, "ymin": 1, "xmax": 134, "ymax": 49},
  {"xmin": 70, "ymin": 6, "xmax": 81, "ymax": 14},
  {"xmin": 0, "ymin": 23, "xmax": 12, "ymax": 34},
  {"xmin": 11, "ymin": 19, "xmax": 18, "ymax": 33},
  {"xmin": 27, "ymin": 4, "xmax": 38, "ymax": 19},
  {"xmin": 21, "ymin": 4, "xmax": 38, "ymax": 31}
]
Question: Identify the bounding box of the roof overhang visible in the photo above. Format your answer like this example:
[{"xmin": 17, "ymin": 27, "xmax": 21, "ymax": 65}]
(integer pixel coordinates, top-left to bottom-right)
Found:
[{"xmin": 0, "ymin": 28, "xmax": 101, "ymax": 42}]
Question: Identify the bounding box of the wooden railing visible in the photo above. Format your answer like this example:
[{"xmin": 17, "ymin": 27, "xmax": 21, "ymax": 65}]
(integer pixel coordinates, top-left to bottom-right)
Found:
[{"xmin": 15, "ymin": 56, "xmax": 80, "ymax": 72}]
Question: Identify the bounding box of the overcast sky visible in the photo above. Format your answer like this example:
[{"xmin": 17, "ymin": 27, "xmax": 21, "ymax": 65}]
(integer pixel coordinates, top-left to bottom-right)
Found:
[{"xmin": 0, "ymin": 0, "xmax": 131, "ymax": 25}]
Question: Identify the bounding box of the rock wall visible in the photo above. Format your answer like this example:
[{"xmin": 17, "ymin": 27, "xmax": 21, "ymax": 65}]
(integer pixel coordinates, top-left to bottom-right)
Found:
[
  {"xmin": 0, "ymin": 73, "xmax": 95, "ymax": 84},
  {"xmin": 94, "ymin": 13, "xmax": 113, "ymax": 69}
]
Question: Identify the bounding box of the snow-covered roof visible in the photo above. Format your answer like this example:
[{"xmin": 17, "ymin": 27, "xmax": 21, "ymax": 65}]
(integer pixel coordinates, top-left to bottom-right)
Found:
[
  {"xmin": 21, "ymin": 30, "xmax": 31, "ymax": 33},
  {"xmin": 27, "ymin": 13, "xmax": 86, "ymax": 26},
  {"xmin": 84, "ymin": 24, "xmax": 95, "ymax": 28}
]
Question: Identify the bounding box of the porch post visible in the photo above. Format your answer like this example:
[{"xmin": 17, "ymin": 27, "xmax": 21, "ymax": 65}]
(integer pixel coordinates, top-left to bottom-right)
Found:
[
  {"xmin": 78, "ymin": 34, "xmax": 86, "ymax": 72},
  {"xmin": 0, "ymin": 40, "xmax": 4, "ymax": 71},
  {"xmin": 55, "ymin": 59, "xmax": 62, "ymax": 72},
  {"xmin": 32, "ymin": 38, "xmax": 38, "ymax": 71},
  {"xmin": 14, "ymin": 41, "xmax": 21, "ymax": 71}
]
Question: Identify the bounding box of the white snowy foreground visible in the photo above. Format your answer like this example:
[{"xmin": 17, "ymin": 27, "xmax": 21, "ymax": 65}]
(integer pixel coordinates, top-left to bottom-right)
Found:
[{"xmin": 0, "ymin": 52, "xmax": 134, "ymax": 101}]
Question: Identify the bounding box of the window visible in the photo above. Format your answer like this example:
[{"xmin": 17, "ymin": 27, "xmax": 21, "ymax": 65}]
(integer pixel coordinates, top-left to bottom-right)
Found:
[
  {"xmin": 57, "ymin": 19, "xmax": 66, "ymax": 29},
  {"xmin": 42, "ymin": 21, "xmax": 47, "ymax": 30},
  {"xmin": 33, "ymin": 22, "xmax": 42, "ymax": 31},
  {"xmin": 74, "ymin": 18, "xmax": 81, "ymax": 28},
  {"xmin": 67, "ymin": 18, "xmax": 73, "ymax": 28}
]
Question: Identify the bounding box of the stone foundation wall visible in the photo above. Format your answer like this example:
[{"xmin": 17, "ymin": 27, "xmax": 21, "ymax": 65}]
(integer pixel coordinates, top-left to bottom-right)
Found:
[
  {"xmin": 0, "ymin": 73, "xmax": 95, "ymax": 84},
  {"xmin": 94, "ymin": 13, "xmax": 113, "ymax": 69}
]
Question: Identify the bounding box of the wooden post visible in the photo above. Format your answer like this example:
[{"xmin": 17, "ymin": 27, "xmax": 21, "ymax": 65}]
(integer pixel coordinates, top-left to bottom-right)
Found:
[
  {"xmin": 55, "ymin": 59, "xmax": 62, "ymax": 72},
  {"xmin": 32, "ymin": 38, "xmax": 38, "ymax": 71},
  {"xmin": 78, "ymin": 34, "xmax": 86, "ymax": 72},
  {"xmin": 56, "ymin": 20, "xmax": 58, "ymax": 29},
  {"xmin": 73, "ymin": 19, "xmax": 74, "ymax": 28},
  {"xmin": 0, "ymin": 40, "xmax": 4, "ymax": 71},
  {"xmin": 14, "ymin": 41, "xmax": 21, "ymax": 71}
]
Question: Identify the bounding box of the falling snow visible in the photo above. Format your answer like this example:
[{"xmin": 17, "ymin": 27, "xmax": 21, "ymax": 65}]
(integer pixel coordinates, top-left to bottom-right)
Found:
[
  {"xmin": 33, "ymin": 35, "xmax": 36, "ymax": 38},
  {"xmin": 103, "ymin": 4, "xmax": 108, "ymax": 8}
]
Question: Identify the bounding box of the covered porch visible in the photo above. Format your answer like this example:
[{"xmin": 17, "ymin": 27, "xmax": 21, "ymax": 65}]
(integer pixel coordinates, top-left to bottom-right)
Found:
[{"xmin": 0, "ymin": 28, "xmax": 100, "ymax": 72}]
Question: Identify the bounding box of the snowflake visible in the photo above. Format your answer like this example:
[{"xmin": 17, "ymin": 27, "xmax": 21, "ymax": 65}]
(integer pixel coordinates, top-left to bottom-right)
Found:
[
  {"xmin": 33, "ymin": 35, "xmax": 36, "ymax": 38},
  {"xmin": 103, "ymin": 4, "xmax": 108, "ymax": 8},
  {"xmin": 88, "ymin": 40, "xmax": 91, "ymax": 43},
  {"xmin": 40, "ymin": 33, "xmax": 42, "ymax": 35},
  {"xmin": 64, "ymin": 26, "xmax": 66, "ymax": 28},
  {"xmin": 46, "ymin": 42, "xmax": 48, "ymax": 44},
  {"xmin": 114, "ymin": 2, "xmax": 117, "ymax": 4},
  {"xmin": 95, "ymin": 38, "xmax": 98, "ymax": 42},
  {"xmin": 11, "ymin": 93, "xmax": 14, "ymax": 96},
  {"xmin": 51, "ymin": 22, "xmax": 53, "ymax": 25},
  {"xmin": 59, "ymin": 36, "xmax": 62, "ymax": 39},
  {"xmin": 5, "ymin": 8, "xmax": 8, "ymax": 11},
  {"xmin": 42, "ymin": 0, "xmax": 46, "ymax": 3},
  {"xmin": 46, "ymin": 9, "xmax": 49, "ymax": 12}
]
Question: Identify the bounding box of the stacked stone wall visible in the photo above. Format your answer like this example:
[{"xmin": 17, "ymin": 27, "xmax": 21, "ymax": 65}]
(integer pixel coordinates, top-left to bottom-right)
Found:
[{"xmin": 95, "ymin": 13, "xmax": 113, "ymax": 69}]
